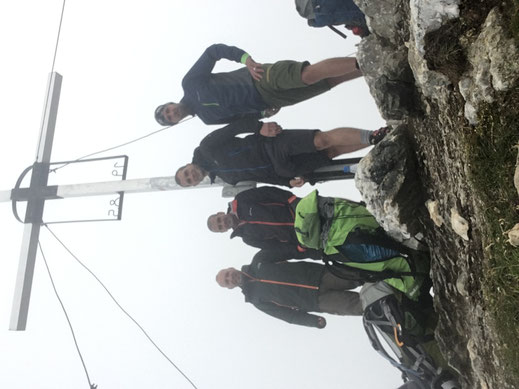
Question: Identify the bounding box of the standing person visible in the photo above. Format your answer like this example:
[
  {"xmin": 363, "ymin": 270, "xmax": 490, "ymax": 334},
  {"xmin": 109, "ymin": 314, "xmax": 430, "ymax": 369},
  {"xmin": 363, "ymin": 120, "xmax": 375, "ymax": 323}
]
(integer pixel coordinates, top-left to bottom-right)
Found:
[
  {"xmin": 216, "ymin": 255, "xmax": 363, "ymax": 329},
  {"xmin": 207, "ymin": 186, "xmax": 321, "ymax": 259},
  {"xmin": 154, "ymin": 43, "xmax": 362, "ymax": 125},
  {"xmin": 175, "ymin": 117, "xmax": 388, "ymax": 188}
]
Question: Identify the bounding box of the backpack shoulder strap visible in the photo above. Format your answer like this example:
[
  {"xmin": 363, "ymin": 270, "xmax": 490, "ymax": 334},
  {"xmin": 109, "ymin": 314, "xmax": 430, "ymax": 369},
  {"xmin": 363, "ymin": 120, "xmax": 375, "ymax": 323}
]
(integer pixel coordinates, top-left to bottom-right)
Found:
[{"xmin": 325, "ymin": 258, "xmax": 426, "ymax": 283}]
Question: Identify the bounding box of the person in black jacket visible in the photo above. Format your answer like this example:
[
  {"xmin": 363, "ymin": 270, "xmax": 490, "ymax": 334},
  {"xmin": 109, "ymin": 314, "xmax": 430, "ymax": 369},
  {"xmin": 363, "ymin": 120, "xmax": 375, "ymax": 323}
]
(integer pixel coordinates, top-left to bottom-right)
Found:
[
  {"xmin": 175, "ymin": 117, "xmax": 379, "ymax": 188},
  {"xmin": 207, "ymin": 186, "xmax": 321, "ymax": 259},
  {"xmin": 216, "ymin": 253, "xmax": 363, "ymax": 329}
]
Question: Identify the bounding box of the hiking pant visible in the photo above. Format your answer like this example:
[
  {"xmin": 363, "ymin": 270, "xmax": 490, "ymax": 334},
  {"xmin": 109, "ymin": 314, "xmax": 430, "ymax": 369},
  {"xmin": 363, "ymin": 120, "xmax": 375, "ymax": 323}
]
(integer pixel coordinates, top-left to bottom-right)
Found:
[
  {"xmin": 253, "ymin": 60, "xmax": 330, "ymax": 108},
  {"xmin": 317, "ymin": 269, "xmax": 363, "ymax": 316},
  {"xmin": 263, "ymin": 129, "xmax": 331, "ymax": 178}
]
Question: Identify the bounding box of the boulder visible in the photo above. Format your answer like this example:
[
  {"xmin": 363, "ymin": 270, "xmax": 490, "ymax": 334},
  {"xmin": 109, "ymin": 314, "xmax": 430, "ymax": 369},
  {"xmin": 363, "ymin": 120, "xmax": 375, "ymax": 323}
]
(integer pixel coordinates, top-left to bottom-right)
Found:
[
  {"xmin": 459, "ymin": 8, "xmax": 519, "ymax": 124},
  {"xmin": 355, "ymin": 125, "xmax": 426, "ymax": 241},
  {"xmin": 357, "ymin": 35, "xmax": 420, "ymax": 120},
  {"xmin": 353, "ymin": 0, "xmax": 408, "ymax": 45}
]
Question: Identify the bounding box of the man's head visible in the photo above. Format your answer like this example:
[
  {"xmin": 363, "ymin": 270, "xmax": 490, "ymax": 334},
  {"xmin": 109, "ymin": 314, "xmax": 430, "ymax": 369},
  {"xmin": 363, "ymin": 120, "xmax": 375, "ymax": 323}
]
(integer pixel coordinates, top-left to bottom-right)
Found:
[
  {"xmin": 207, "ymin": 212, "xmax": 236, "ymax": 233},
  {"xmin": 216, "ymin": 268, "xmax": 243, "ymax": 289},
  {"xmin": 175, "ymin": 163, "xmax": 207, "ymax": 187},
  {"xmin": 154, "ymin": 102, "xmax": 188, "ymax": 126}
]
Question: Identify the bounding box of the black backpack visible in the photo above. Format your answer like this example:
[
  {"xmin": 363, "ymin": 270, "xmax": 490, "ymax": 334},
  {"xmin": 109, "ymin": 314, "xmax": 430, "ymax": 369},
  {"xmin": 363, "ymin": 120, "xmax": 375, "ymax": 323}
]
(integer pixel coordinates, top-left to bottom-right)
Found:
[
  {"xmin": 294, "ymin": 0, "xmax": 369, "ymax": 38},
  {"xmin": 360, "ymin": 282, "xmax": 460, "ymax": 389}
]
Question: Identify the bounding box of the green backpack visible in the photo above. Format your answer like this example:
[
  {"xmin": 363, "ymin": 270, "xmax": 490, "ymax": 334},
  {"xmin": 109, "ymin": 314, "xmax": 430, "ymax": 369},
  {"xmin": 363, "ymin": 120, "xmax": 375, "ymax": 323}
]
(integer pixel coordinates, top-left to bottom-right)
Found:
[
  {"xmin": 294, "ymin": 189, "xmax": 379, "ymax": 255},
  {"xmin": 294, "ymin": 190, "xmax": 429, "ymax": 300},
  {"xmin": 327, "ymin": 256, "xmax": 429, "ymax": 301}
]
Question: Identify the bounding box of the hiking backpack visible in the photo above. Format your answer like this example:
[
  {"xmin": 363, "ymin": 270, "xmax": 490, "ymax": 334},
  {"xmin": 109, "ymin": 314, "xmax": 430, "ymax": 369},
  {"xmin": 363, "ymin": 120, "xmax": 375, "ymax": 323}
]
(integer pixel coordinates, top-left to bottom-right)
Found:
[
  {"xmin": 294, "ymin": 190, "xmax": 380, "ymax": 255},
  {"xmin": 294, "ymin": 190, "xmax": 429, "ymax": 300},
  {"xmin": 360, "ymin": 282, "xmax": 460, "ymax": 389},
  {"xmin": 294, "ymin": 0, "xmax": 369, "ymax": 38}
]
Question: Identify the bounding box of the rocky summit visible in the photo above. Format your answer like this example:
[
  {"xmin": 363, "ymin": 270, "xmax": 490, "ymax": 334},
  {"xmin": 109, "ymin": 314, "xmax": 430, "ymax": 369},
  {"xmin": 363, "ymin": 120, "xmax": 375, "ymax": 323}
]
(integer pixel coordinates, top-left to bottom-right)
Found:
[{"xmin": 353, "ymin": 0, "xmax": 519, "ymax": 388}]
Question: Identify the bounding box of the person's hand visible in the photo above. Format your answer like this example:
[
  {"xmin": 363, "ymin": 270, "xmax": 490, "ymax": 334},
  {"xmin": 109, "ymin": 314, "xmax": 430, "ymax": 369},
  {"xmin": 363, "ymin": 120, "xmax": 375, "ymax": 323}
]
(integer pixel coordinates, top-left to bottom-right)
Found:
[
  {"xmin": 260, "ymin": 122, "xmax": 282, "ymax": 137},
  {"xmin": 246, "ymin": 56, "xmax": 264, "ymax": 81},
  {"xmin": 316, "ymin": 316, "xmax": 327, "ymax": 329},
  {"xmin": 289, "ymin": 177, "xmax": 305, "ymax": 187},
  {"xmin": 263, "ymin": 107, "xmax": 280, "ymax": 118}
]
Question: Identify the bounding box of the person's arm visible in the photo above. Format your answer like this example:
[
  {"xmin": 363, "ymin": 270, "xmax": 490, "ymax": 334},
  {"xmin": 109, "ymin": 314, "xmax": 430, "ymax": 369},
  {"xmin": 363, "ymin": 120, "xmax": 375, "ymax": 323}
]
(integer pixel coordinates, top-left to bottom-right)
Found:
[
  {"xmin": 244, "ymin": 56, "xmax": 265, "ymax": 81},
  {"xmin": 209, "ymin": 112, "xmax": 263, "ymax": 125},
  {"xmin": 199, "ymin": 117, "xmax": 263, "ymax": 151},
  {"xmin": 262, "ymin": 107, "xmax": 281, "ymax": 118},
  {"xmin": 214, "ymin": 109, "xmax": 280, "ymax": 125},
  {"xmin": 236, "ymin": 186, "xmax": 295, "ymax": 204},
  {"xmin": 253, "ymin": 301, "xmax": 326, "ymax": 328},
  {"xmin": 250, "ymin": 249, "xmax": 294, "ymax": 265},
  {"xmin": 198, "ymin": 121, "xmax": 293, "ymax": 187},
  {"xmin": 183, "ymin": 43, "xmax": 267, "ymax": 86},
  {"xmin": 289, "ymin": 177, "xmax": 306, "ymax": 187},
  {"xmin": 259, "ymin": 122, "xmax": 282, "ymax": 137},
  {"xmin": 250, "ymin": 248, "xmax": 322, "ymax": 265},
  {"xmin": 258, "ymin": 176, "xmax": 293, "ymax": 187},
  {"xmin": 241, "ymin": 237, "xmax": 305, "ymax": 256},
  {"xmin": 220, "ymin": 171, "xmax": 291, "ymax": 188},
  {"xmin": 291, "ymin": 246, "xmax": 323, "ymax": 260},
  {"xmin": 240, "ymin": 236, "xmax": 267, "ymax": 251},
  {"xmin": 183, "ymin": 44, "xmax": 249, "ymax": 83},
  {"xmin": 236, "ymin": 167, "xmax": 297, "ymax": 187}
]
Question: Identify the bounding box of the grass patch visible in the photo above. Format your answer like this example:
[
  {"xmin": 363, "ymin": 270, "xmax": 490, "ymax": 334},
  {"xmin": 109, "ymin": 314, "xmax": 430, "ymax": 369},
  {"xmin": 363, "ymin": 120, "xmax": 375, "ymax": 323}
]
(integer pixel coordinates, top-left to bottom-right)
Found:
[
  {"xmin": 424, "ymin": 0, "xmax": 519, "ymax": 84},
  {"xmin": 510, "ymin": 0, "xmax": 519, "ymax": 42},
  {"xmin": 424, "ymin": 20, "xmax": 467, "ymax": 83},
  {"xmin": 464, "ymin": 87, "xmax": 519, "ymax": 382},
  {"xmin": 461, "ymin": 2, "xmax": 519, "ymax": 381}
]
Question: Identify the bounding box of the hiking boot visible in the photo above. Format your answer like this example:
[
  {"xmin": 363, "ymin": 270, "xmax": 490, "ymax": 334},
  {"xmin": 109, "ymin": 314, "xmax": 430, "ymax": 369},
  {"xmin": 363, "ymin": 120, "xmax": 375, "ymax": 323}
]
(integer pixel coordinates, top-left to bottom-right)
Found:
[
  {"xmin": 345, "ymin": 24, "xmax": 370, "ymax": 38},
  {"xmin": 351, "ymin": 25, "xmax": 369, "ymax": 37},
  {"xmin": 369, "ymin": 126, "xmax": 391, "ymax": 145},
  {"xmin": 433, "ymin": 371, "xmax": 460, "ymax": 389}
]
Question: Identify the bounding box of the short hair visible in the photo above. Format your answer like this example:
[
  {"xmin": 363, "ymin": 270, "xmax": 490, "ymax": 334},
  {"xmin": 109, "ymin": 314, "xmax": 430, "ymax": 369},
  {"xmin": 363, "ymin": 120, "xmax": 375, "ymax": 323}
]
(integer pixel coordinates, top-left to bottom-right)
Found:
[{"xmin": 154, "ymin": 102, "xmax": 175, "ymax": 126}]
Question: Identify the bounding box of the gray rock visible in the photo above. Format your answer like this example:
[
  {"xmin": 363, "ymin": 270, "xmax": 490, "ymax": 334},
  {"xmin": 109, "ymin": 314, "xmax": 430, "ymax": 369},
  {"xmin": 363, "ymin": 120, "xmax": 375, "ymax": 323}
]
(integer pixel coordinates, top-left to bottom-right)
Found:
[
  {"xmin": 358, "ymin": 36, "xmax": 412, "ymax": 81},
  {"xmin": 348, "ymin": 2, "xmax": 518, "ymax": 387},
  {"xmin": 426, "ymin": 199, "xmax": 444, "ymax": 227},
  {"xmin": 409, "ymin": 0, "xmax": 460, "ymax": 56},
  {"xmin": 506, "ymin": 223, "xmax": 519, "ymax": 247},
  {"xmin": 357, "ymin": 35, "xmax": 420, "ymax": 120},
  {"xmin": 459, "ymin": 8, "xmax": 519, "ymax": 124},
  {"xmin": 355, "ymin": 125, "xmax": 425, "ymax": 241},
  {"xmin": 353, "ymin": 0, "xmax": 408, "ymax": 45},
  {"xmin": 407, "ymin": 0, "xmax": 459, "ymax": 99},
  {"xmin": 450, "ymin": 207, "xmax": 470, "ymax": 241},
  {"xmin": 407, "ymin": 41, "xmax": 453, "ymax": 100}
]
